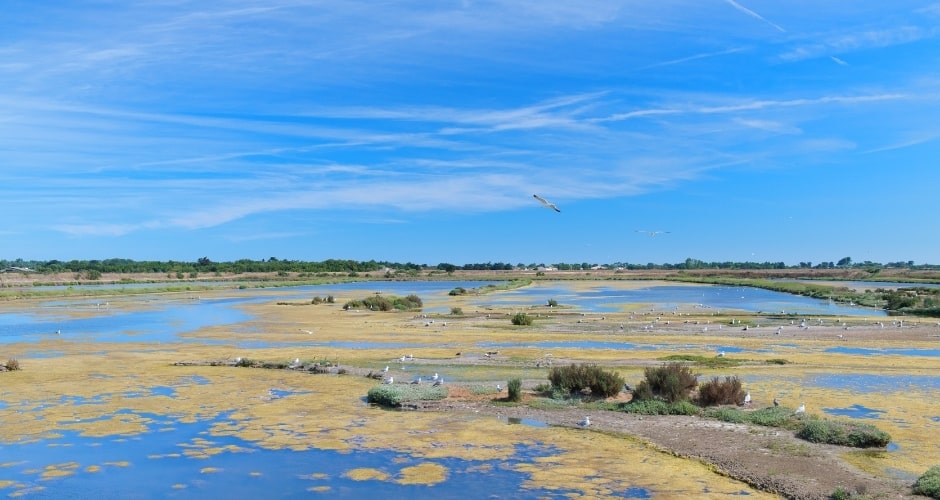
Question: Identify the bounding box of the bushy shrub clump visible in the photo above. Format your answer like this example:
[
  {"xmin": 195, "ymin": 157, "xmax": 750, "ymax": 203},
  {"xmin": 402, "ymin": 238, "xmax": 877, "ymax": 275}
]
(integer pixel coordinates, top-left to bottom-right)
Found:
[
  {"xmin": 367, "ymin": 384, "xmax": 448, "ymax": 407},
  {"xmin": 343, "ymin": 294, "xmax": 423, "ymax": 311},
  {"xmin": 633, "ymin": 362, "xmax": 697, "ymax": 403},
  {"xmin": 913, "ymin": 465, "xmax": 940, "ymax": 498},
  {"xmin": 548, "ymin": 364, "xmax": 625, "ymax": 398},
  {"xmin": 449, "ymin": 287, "xmax": 467, "ymax": 296},
  {"xmin": 5, "ymin": 358, "xmax": 20, "ymax": 371},
  {"xmin": 547, "ymin": 298, "xmax": 558, "ymax": 307},
  {"xmin": 619, "ymin": 399, "xmax": 700, "ymax": 416},
  {"xmin": 697, "ymin": 376, "xmax": 745, "ymax": 407},
  {"xmin": 310, "ymin": 295, "xmax": 335, "ymax": 304},
  {"xmin": 450, "ymin": 307, "xmax": 463, "ymax": 315},
  {"xmin": 507, "ymin": 378, "xmax": 523, "ymax": 402},
  {"xmin": 796, "ymin": 419, "xmax": 891, "ymax": 448},
  {"xmin": 511, "ymin": 313, "xmax": 533, "ymax": 326}
]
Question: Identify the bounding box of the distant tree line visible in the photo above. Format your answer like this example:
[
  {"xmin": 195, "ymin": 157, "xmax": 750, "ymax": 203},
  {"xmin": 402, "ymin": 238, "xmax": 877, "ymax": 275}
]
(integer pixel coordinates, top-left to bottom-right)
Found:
[{"xmin": 1, "ymin": 256, "xmax": 936, "ymax": 276}]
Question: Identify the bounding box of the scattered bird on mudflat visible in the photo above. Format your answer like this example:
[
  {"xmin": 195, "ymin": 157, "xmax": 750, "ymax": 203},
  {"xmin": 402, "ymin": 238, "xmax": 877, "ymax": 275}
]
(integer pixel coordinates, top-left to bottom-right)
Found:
[
  {"xmin": 433, "ymin": 377, "xmax": 443, "ymax": 386},
  {"xmin": 636, "ymin": 230, "xmax": 670, "ymax": 238},
  {"xmin": 773, "ymin": 398, "xmax": 780, "ymax": 407},
  {"xmin": 384, "ymin": 377, "xmax": 393, "ymax": 384},
  {"xmin": 716, "ymin": 351, "xmax": 725, "ymax": 358},
  {"xmin": 299, "ymin": 329, "xmax": 314, "ymax": 334},
  {"xmin": 743, "ymin": 392, "xmax": 751, "ymax": 406},
  {"xmin": 578, "ymin": 416, "xmax": 591, "ymax": 428},
  {"xmin": 412, "ymin": 377, "xmax": 422, "ymax": 385},
  {"xmin": 383, "ymin": 365, "xmax": 389, "ymax": 373},
  {"xmin": 432, "ymin": 373, "xmax": 439, "ymax": 381},
  {"xmin": 496, "ymin": 384, "xmax": 502, "ymax": 392},
  {"xmin": 795, "ymin": 402, "xmax": 806, "ymax": 414},
  {"xmin": 533, "ymin": 194, "xmax": 561, "ymax": 213}
]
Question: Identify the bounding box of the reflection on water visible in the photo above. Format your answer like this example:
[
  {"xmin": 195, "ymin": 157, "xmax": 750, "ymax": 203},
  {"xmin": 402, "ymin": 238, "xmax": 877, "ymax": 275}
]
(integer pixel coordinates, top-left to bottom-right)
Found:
[
  {"xmin": 823, "ymin": 404, "xmax": 887, "ymax": 419},
  {"xmin": 475, "ymin": 284, "xmax": 887, "ymax": 316},
  {"xmin": 0, "ymin": 409, "xmax": 608, "ymax": 499},
  {"xmin": 825, "ymin": 347, "xmax": 940, "ymax": 358},
  {"xmin": 0, "ymin": 280, "xmax": 896, "ymax": 346},
  {"xmin": 808, "ymin": 373, "xmax": 940, "ymax": 392}
]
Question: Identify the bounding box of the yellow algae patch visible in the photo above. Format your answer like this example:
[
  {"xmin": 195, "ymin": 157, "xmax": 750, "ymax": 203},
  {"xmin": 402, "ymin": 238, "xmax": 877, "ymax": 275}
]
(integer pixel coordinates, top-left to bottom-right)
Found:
[
  {"xmin": 104, "ymin": 461, "xmax": 131, "ymax": 467},
  {"xmin": 10, "ymin": 486, "xmax": 45, "ymax": 497},
  {"xmin": 171, "ymin": 483, "xmax": 187, "ymax": 489},
  {"xmin": 85, "ymin": 465, "xmax": 101, "ymax": 473},
  {"xmin": 395, "ymin": 462, "xmax": 448, "ymax": 485},
  {"xmin": 0, "ymin": 462, "xmax": 25, "ymax": 468},
  {"xmin": 0, "ymin": 480, "xmax": 15, "ymax": 488},
  {"xmin": 200, "ymin": 467, "xmax": 222, "ymax": 474},
  {"xmin": 307, "ymin": 485, "xmax": 331, "ymax": 492},
  {"xmin": 343, "ymin": 468, "xmax": 389, "ymax": 481},
  {"xmin": 249, "ymin": 471, "xmax": 263, "ymax": 477}
]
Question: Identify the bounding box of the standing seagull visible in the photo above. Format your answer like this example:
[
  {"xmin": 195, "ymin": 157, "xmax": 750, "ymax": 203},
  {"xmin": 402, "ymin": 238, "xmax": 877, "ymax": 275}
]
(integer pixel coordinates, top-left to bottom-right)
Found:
[
  {"xmin": 533, "ymin": 194, "xmax": 561, "ymax": 213},
  {"xmin": 795, "ymin": 402, "xmax": 806, "ymax": 414},
  {"xmin": 743, "ymin": 392, "xmax": 751, "ymax": 406},
  {"xmin": 578, "ymin": 416, "xmax": 591, "ymax": 428}
]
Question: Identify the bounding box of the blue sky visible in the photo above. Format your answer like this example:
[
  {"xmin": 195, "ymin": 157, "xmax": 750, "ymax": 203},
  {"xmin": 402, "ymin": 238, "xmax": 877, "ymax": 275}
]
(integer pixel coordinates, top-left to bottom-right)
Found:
[{"xmin": 2, "ymin": 1, "xmax": 939, "ymax": 266}]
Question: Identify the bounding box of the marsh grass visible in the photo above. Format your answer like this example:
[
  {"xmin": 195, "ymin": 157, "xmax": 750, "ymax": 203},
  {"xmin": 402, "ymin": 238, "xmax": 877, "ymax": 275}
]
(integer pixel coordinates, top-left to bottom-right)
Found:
[
  {"xmin": 704, "ymin": 406, "xmax": 891, "ymax": 448},
  {"xmin": 659, "ymin": 354, "xmax": 745, "ymax": 367},
  {"xmin": 616, "ymin": 399, "xmax": 700, "ymax": 416},
  {"xmin": 5, "ymin": 358, "xmax": 20, "ymax": 371},
  {"xmin": 366, "ymin": 384, "xmax": 448, "ymax": 407}
]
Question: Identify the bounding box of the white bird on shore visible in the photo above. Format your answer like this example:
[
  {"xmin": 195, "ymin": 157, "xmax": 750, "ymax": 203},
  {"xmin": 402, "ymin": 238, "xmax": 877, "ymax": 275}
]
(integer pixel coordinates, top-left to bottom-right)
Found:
[
  {"xmin": 743, "ymin": 392, "xmax": 751, "ymax": 406},
  {"xmin": 578, "ymin": 416, "xmax": 591, "ymax": 428},
  {"xmin": 433, "ymin": 377, "xmax": 443, "ymax": 386},
  {"xmin": 496, "ymin": 384, "xmax": 502, "ymax": 392},
  {"xmin": 412, "ymin": 377, "xmax": 422, "ymax": 385},
  {"xmin": 533, "ymin": 194, "xmax": 561, "ymax": 213},
  {"xmin": 383, "ymin": 365, "xmax": 389, "ymax": 373},
  {"xmin": 716, "ymin": 351, "xmax": 725, "ymax": 358},
  {"xmin": 432, "ymin": 373, "xmax": 439, "ymax": 381},
  {"xmin": 795, "ymin": 402, "xmax": 806, "ymax": 414},
  {"xmin": 384, "ymin": 377, "xmax": 393, "ymax": 384}
]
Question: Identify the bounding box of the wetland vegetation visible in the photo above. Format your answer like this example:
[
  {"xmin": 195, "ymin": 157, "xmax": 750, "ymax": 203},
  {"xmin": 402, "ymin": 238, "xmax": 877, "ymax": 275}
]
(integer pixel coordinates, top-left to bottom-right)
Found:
[{"xmin": 1, "ymin": 270, "xmax": 938, "ymax": 498}]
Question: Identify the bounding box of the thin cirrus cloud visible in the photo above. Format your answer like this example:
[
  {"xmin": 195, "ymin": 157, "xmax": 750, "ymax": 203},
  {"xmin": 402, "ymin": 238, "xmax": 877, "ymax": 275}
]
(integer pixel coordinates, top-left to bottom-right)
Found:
[{"xmin": 2, "ymin": 1, "xmax": 939, "ymax": 263}]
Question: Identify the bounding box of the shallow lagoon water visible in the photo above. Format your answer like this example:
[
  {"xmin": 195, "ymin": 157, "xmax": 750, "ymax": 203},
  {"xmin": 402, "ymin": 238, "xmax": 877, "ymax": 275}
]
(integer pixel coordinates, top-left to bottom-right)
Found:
[
  {"xmin": 476, "ymin": 283, "xmax": 887, "ymax": 316},
  {"xmin": 2, "ymin": 279, "xmax": 936, "ymax": 497}
]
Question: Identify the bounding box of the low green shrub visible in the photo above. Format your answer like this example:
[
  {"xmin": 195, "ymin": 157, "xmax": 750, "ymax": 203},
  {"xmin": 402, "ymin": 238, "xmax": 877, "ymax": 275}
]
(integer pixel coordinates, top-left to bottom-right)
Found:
[
  {"xmin": 548, "ymin": 364, "xmax": 625, "ymax": 398},
  {"xmin": 796, "ymin": 419, "xmax": 890, "ymax": 448},
  {"xmin": 511, "ymin": 313, "xmax": 533, "ymax": 326},
  {"xmin": 704, "ymin": 405, "xmax": 802, "ymax": 429},
  {"xmin": 449, "ymin": 287, "xmax": 467, "ymax": 296},
  {"xmin": 547, "ymin": 298, "xmax": 558, "ymax": 307},
  {"xmin": 913, "ymin": 465, "xmax": 940, "ymax": 498},
  {"xmin": 234, "ymin": 357, "xmax": 253, "ymax": 367},
  {"xmin": 619, "ymin": 399, "xmax": 700, "ymax": 416},
  {"xmin": 507, "ymin": 377, "xmax": 523, "ymax": 402},
  {"xmin": 367, "ymin": 384, "xmax": 448, "ymax": 407},
  {"xmin": 344, "ymin": 294, "xmax": 423, "ymax": 311},
  {"xmin": 634, "ymin": 362, "xmax": 697, "ymax": 403},
  {"xmin": 696, "ymin": 376, "xmax": 745, "ymax": 407},
  {"xmin": 450, "ymin": 307, "xmax": 463, "ymax": 315}
]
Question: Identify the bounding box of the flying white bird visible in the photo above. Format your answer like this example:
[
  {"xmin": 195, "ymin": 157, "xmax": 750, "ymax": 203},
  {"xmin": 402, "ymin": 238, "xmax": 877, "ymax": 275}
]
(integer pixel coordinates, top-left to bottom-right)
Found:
[
  {"xmin": 533, "ymin": 194, "xmax": 561, "ymax": 213},
  {"xmin": 636, "ymin": 230, "xmax": 670, "ymax": 238}
]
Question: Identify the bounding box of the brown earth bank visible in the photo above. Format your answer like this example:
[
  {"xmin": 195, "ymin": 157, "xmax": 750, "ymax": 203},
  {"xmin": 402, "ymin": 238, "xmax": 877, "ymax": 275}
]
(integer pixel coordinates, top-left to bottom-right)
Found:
[{"xmin": 408, "ymin": 396, "xmax": 915, "ymax": 500}]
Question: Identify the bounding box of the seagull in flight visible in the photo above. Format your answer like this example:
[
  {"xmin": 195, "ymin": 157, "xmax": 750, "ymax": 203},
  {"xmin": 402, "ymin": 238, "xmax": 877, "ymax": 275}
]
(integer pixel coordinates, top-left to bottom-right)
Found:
[
  {"xmin": 533, "ymin": 194, "xmax": 561, "ymax": 213},
  {"xmin": 636, "ymin": 230, "xmax": 670, "ymax": 238}
]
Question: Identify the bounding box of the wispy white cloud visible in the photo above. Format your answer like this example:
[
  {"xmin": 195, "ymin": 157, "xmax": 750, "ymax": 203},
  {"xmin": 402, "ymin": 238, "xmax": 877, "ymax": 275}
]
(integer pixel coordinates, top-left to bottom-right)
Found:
[
  {"xmin": 780, "ymin": 25, "xmax": 936, "ymax": 62},
  {"xmin": 640, "ymin": 47, "xmax": 748, "ymax": 69},
  {"xmin": 830, "ymin": 56, "xmax": 849, "ymax": 66},
  {"xmin": 725, "ymin": 0, "xmax": 785, "ymax": 32}
]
